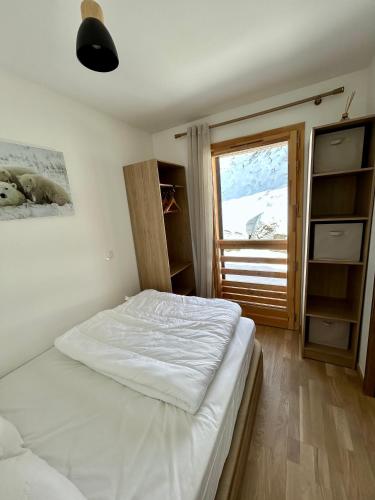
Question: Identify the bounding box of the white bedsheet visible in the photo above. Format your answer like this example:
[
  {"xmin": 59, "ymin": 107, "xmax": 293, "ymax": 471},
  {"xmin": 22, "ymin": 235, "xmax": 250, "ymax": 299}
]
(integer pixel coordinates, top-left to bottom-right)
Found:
[
  {"xmin": 0, "ymin": 317, "xmax": 255, "ymax": 500},
  {"xmin": 55, "ymin": 290, "xmax": 241, "ymax": 414},
  {"xmin": 0, "ymin": 450, "xmax": 87, "ymax": 500},
  {"xmin": 0, "ymin": 416, "xmax": 87, "ymax": 500}
]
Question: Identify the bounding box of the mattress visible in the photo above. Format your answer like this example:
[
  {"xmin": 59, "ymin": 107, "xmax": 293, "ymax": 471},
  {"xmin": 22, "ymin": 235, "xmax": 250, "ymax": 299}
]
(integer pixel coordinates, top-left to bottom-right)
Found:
[{"xmin": 0, "ymin": 317, "xmax": 255, "ymax": 500}]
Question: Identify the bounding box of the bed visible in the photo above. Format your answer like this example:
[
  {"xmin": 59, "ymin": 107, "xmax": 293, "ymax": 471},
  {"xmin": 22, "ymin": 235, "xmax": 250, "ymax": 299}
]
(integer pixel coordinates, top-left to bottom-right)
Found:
[{"xmin": 0, "ymin": 307, "xmax": 262, "ymax": 500}]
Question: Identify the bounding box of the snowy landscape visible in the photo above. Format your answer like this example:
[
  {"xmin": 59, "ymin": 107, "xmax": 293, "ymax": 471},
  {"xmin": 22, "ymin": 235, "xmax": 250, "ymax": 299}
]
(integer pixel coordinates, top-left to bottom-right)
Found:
[
  {"xmin": 222, "ymin": 186, "xmax": 287, "ymax": 240},
  {"xmin": 220, "ymin": 142, "xmax": 288, "ymax": 240}
]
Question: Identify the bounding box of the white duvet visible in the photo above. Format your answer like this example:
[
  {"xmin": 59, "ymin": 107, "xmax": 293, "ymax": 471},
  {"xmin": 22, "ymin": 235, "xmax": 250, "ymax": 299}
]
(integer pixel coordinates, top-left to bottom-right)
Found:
[{"xmin": 55, "ymin": 290, "xmax": 241, "ymax": 413}]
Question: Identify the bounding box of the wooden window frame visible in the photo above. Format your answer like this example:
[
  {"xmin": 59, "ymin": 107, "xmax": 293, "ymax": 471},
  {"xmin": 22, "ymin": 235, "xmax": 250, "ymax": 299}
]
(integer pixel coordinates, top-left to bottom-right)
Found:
[{"xmin": 211, "ymin": 123, "xmax": 305, "ymax": 331}]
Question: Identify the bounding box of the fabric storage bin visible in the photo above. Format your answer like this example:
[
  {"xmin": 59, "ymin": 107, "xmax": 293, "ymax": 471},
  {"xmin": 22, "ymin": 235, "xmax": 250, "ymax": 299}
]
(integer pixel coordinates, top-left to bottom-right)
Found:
[
  {"xmin": 314, "ymin": 126, "xmax": 365, "ymax": 173},
  {"xmin": 309, "ymin": 317, "xmax": 350, "ymax": 349},
  {"xmin": 313, "ymin": 223, "xmax": 363, "ymax": 261}
]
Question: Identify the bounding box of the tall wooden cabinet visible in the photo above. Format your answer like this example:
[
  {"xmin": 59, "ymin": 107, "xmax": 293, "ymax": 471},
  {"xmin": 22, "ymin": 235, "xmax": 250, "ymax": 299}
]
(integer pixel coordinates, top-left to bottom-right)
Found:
[
  {"xmin": 302, "ymin": 115, "xmax": 375, "ymax": 368},
  {"xmin": 123, "ymin": 159, "xmax": 196, "ymax": 295}
]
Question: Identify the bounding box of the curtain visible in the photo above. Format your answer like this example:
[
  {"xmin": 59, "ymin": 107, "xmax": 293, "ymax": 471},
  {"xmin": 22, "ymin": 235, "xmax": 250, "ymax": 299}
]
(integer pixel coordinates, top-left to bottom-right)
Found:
[{"xmin": 187, "ymin": 124, "xmax": 214, "ymax": 298}]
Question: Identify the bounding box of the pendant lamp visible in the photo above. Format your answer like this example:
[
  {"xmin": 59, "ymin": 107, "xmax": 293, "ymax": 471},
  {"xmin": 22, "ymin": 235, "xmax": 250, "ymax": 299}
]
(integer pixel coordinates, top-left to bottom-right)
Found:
[{"xmin": 76, "ymin": 0, "xmax": 119, "ymax": 72}]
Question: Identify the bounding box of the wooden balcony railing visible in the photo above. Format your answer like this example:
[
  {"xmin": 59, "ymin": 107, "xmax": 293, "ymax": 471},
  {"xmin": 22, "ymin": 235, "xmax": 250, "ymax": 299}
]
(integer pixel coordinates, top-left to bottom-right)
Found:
[{"xmin": 217, "ymin": 239, "xmax": 289, "ymax": 327}]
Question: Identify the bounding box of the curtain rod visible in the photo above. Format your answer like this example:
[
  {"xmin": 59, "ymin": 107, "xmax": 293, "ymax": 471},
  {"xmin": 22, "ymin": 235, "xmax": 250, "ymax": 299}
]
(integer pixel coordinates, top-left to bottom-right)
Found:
[{"xmin": 174, "ymin": 86, "xmax": 345, "ymax": 139}]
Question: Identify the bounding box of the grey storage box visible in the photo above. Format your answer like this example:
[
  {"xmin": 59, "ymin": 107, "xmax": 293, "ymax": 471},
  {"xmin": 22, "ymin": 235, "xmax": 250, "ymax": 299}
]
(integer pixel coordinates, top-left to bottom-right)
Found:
[
  {"xmin": 314, "ymin": 127, "xmax": 365, "ymax": 173},
  {"xmin": 309, "ymin": 317, "xmax": 350, "ymax": 349},
  {"xmin": 313, "ymin": 223, "xmax": 363, "ymax": 261}
]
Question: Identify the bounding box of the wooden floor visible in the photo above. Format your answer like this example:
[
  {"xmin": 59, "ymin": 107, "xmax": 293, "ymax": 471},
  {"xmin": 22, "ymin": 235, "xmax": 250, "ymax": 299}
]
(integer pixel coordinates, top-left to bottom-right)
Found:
[{"xmin": 238, "ymin": 326, "xmax": 375, "ymax": 500}]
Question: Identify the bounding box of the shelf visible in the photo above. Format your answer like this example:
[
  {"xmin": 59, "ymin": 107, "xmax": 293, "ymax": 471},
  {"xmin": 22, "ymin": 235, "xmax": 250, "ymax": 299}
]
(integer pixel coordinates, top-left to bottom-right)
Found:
[
  {"xmin": 163, "ymin": 209, "xmax": 179, "ymax": 215},
  {"xmin": 158, "ymin": 160, "xmax": 185, "ymax": 169},
  {"xmin": 173, "ymin": 286, "xmax": 195, "ymax": 296},
  {"xmin": 309, "ymin": 259, "xmax": 363, "ymax": 266},
  {"xmin": 306, "ymin": 295, "xmax": 358, "ymax": 323},
  {"xmin": 303, "ymin": 345, "xmax": 354, "ymax": 367},
  {"xmin": 312, "ymin": 167, "xmax": 374, "ymax": 178},
  {"xmin": 160, "ymin": 183, "xmax": 184, "ymax": 188},
  {"xmin": 310, "ymin": 215, "xmax": 368, "ymax": 222},
  {"xmin": 305, "ymin": 341, "xmax": 352, "ymax": 357},
  {"xmin": 169, "ymin": 261, "xmax": 192, "ymax": 277},
  {"xmin": 304, "ymin": 342, "xmax": 353, "ymax": 360}
]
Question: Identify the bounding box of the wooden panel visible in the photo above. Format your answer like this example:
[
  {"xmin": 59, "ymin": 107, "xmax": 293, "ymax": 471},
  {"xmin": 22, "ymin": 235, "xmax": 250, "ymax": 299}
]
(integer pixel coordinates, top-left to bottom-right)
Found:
[
  {"xmin": 309, "ymin": 258, "xmax": 364, "ymax": 265},
  {"xmin": 241, "ymin": 309, "xmax": 289, "ymax": 328},
  {"xmin": 223, "ymin": 280, "xmax": 287, "ymax": 292},
  {"xmin": 161, "ymin": 164, "xmax": 194, "ymax": 266},
  {"xmin": 287, "ymin": 129, "xmax": 297, "ymax": 329},
  {"xmin": 171, "ymin": 264, "xmax": 195, "ymax": 296},
  {"xmin": 212, "ymin": 156, "xmax": 223, "ymax": 297},
  {"xmin": 218, "ymin": 239, "xmax": 287, "ymax": 250},
  {"xmin": 313, "ymin": 113, "xmax": 375, "ymax": 132},
  {"xmin": 221, "ymin": 256, "xmax": 287, "ymax": 264},
  {"xmin": 303, "ymin": 342, "xmax": 354, "ymax": 367},
  {"xmin": 355, "ymin": 169, "xmax": 374, "ymax": 217},
  {"xmin": 157, "ymin": 159, "xmax": 185, "ymax": 169},
  {"xmin": 312, "ymin": 166, "xmax": 374, "ymax": 178},
  {"xmin": 123, "ymin": 160, "xmax": 171, "ymax": 291},
  {"xmin": 221, "ymin": 268, "xmax": 287, "ymax": 278},
  {"xmin": 160, "ymin": 184, "xmax": 184, "ymax": 189},
  {"xmin": 364, "ymin": 276, "xmax": 375, "ymax": 396},
  {"xmin": 307, "ymin": 263, "xmax": 348, "ymax": 299},
  {"xmin": 310, "ymin": 215, "xmax": 368, "ymax": 222},
  {"xmin": 169, "ymin": 261, "xmax": 192, "ymax": 277},
  {"xmin": 222, "ymin": 286, "xmax": 287, "ymax": 298},
  {"xmin": 237, "ymin": 302, "xmax": 288, "ymax": 317},
  {"xmin": 311, "ymin": 175, "xmax": 357, "ymax": 217},
  {"xmin": 293, "ymin": 124, "xmax": 304, "ymax": 330},
  {"xmin": 173, "ymin": 286, "xmax": 194, "ymax": 296},
  {"xmin": 223, "ymin": 292, "xmax": 287, "ymax": 307},
  {"xmin": 306, "ymin": 295, "xmax": 358, "ymax": 322},
  {"xmin": 211, "ymin": 123, "xmax": 305, "ymax": 156},
  {"xmin": 216, "ymin": 342, "xmax": 263, "ymax": 500}
]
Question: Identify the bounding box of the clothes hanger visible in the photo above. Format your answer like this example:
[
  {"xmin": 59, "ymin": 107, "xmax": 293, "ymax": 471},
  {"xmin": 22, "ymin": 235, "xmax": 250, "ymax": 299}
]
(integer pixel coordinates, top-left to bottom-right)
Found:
[{"xmin": 161, "ymin": 186, "xmax": 180, "ymax": 214}]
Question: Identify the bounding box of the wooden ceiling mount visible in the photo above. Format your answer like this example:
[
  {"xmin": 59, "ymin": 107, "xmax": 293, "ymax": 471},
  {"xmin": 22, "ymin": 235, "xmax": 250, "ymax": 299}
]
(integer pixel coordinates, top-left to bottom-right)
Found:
[{"xmin": 80, "ymin": 0, "xmax": 104, "ymax": 22}]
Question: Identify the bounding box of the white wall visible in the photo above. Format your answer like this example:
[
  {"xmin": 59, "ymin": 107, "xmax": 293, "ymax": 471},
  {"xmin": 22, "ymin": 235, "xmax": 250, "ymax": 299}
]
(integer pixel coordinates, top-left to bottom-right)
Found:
[
  {"xmin": 358, "ymin": 57, "xmax": 375, "ymax": 375},
  {"xmin": 153, "ymin": 69, "xmax": 368, "ymax": 165},
  {"xmin": 152, "ymin": 67, "xmax": 371, "ymax": 368},
  {"xmin": 0, "ymin": 71, "xmax": 153, "ymax": 376}
]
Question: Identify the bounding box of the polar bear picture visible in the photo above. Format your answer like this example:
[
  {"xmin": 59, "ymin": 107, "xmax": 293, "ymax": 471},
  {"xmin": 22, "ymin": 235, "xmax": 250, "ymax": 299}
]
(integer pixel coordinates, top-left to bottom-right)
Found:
[{"xmin": 0, "ymin": 140, "xmax": 74, "ymax": 221}]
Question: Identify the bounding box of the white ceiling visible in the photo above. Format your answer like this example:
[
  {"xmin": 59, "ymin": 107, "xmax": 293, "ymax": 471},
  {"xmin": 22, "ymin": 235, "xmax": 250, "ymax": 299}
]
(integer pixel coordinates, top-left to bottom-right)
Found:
[{"xmin": 1, "ymin": 0, "xmax": 375, "ymax": 132}]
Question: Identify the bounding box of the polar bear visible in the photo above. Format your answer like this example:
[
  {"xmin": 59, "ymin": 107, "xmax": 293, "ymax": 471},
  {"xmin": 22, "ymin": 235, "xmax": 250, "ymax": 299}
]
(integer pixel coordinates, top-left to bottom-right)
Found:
[
  {"xmin": 18, "ymin": 174, "xmax": 71, "ymax": 206},
  {"xmin": 0, "ymin": 181, "xmax": 26, "ymax": 206},
  {"xmin": 0, "ymin": 167, "xmax": 35, "ymax": 194}
]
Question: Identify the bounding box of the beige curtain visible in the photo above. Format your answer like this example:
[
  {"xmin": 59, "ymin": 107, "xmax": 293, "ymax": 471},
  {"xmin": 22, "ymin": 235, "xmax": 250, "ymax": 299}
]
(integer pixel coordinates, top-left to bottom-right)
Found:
[{"xmin": 187, "ymin": 124, "xmax": 213, "ymax": 298}]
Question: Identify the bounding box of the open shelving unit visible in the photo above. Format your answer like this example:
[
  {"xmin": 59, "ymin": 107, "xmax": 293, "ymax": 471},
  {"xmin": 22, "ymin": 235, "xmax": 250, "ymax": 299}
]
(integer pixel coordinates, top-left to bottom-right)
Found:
[
  {"xmin": 123, "ymin": 159, "xmax": 196, "ymax": 296},
  {"xmin": 302, "ymin": 115, "xmax": 375, "ymax": 368}
]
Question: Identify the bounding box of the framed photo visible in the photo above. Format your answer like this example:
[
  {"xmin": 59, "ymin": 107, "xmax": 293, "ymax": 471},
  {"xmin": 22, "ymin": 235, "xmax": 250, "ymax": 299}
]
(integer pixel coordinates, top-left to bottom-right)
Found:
[{"xmin": 0, "ymin": 140, "xmax": 74, "ymax": 220}]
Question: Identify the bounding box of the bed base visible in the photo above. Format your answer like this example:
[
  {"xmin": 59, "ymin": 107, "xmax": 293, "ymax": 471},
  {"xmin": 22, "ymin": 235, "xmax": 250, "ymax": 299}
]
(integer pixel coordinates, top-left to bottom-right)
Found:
[{"xmin": 215, "ymin": 340, "xmax": 263, "ymax": 500}]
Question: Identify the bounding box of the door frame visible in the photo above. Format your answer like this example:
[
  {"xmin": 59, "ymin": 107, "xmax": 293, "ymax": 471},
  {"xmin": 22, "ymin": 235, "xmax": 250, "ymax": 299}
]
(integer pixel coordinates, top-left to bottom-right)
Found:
[{"xmin": 211, "ymin": 123, "xmax": 305, "ymax": 330}]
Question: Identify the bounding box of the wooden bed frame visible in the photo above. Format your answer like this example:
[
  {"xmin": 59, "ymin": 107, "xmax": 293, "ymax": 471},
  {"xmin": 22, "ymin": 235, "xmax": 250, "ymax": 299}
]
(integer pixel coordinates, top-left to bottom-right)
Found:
[{"xmin": 215, "ymin": 340, "xmax": 263, "ymax": 500}]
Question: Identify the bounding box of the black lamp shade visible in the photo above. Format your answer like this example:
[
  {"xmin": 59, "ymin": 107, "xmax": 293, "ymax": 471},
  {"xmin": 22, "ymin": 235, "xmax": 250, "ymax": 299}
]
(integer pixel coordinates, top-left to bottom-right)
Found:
[{"xmin": 76, "ymin": 17, "xmax": 119, "ymax": 72}]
